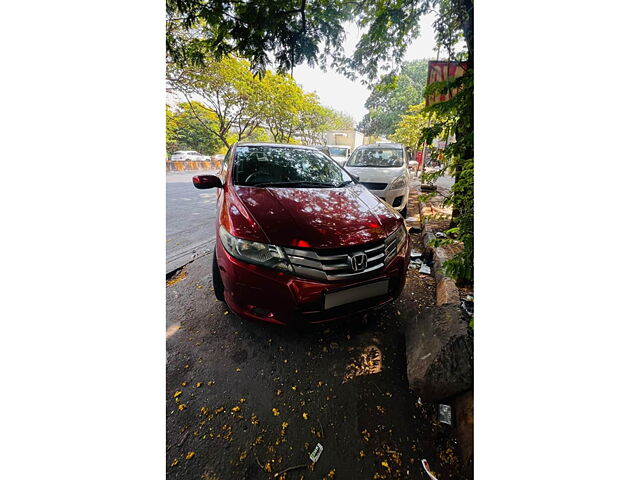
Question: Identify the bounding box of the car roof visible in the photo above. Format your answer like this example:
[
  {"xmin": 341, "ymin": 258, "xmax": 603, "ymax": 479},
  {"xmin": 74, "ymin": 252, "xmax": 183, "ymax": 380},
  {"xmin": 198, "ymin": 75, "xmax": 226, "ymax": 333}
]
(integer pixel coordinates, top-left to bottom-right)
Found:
[{"xmin": 355, "ymin": 143, "xmax": 403, "ymax": 149}]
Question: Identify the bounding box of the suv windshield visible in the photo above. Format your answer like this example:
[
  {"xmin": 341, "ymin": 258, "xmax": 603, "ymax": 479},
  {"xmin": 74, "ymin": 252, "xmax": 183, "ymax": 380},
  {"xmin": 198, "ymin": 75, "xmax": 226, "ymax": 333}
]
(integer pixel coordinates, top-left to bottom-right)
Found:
[
  {"xmin": 346, "ymin": 148, "xmax": 404, "ymax": 168},
  {"xmin": 233, "ymin": 146, "xmax": 353, "ymax": 188},
  {"xmin": 329, "ymin": 147, "xmax": 348, "ymax": 157}
]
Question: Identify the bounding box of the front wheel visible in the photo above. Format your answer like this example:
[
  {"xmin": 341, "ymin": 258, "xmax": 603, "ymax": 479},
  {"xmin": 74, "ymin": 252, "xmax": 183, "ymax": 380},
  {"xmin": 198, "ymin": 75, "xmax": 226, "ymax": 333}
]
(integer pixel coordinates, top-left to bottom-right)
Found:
[{"xmin": 212, "ymin": 249, "xmax": 225, "ymax": 302}]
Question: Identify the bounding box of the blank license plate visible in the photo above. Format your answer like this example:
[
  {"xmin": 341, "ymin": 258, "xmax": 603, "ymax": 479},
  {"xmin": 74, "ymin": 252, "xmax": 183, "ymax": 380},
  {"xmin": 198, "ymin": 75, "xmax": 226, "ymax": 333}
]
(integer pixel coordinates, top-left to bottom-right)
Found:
[{"xmin": 324, "ymin": 279, "xmax": 390, "ymax": 310}]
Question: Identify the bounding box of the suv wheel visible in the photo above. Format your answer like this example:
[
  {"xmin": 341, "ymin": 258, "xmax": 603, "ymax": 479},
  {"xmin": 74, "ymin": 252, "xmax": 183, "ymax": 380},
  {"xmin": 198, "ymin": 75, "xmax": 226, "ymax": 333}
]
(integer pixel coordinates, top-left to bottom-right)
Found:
[{"xmin": 212, "ymin": 249, "xmax": 225, "ymax": 302}]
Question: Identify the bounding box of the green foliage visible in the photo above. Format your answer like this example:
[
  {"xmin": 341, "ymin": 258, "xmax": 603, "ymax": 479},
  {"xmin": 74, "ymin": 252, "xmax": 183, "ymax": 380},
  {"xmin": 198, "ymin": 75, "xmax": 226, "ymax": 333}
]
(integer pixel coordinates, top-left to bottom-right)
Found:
[
  {"xmin": 173, "ymin": 102, "xmax": 224, "ymax": 154},
  {"xmin": 168, "ymin": 55, "xmax": 350, "ymax": 147},
  {"xmin": 166, "ymin": 105, "xmax": 179, "ymax": 153},
  {"xmin": 166, "ymin": 0, "xmax": 353, "ymax": 74},
  {"xmin": 389, "ymin": 100, "xmax": 432, "ymax": 152},
  {"xmin": 358, "ymin": 59, "xmax": 430, "ymax": 136},
  {"xmin": 168, "ymin": 56, "xmax": 270, "ymax": 147}
]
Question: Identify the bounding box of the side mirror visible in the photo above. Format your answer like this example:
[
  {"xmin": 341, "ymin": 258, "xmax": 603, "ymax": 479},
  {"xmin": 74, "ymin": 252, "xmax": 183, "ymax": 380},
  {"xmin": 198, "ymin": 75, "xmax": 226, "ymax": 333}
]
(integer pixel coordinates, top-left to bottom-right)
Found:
[
  {"xmin": 351, "ymin": 174, "xmax": 360, "ymax": 182},
  {"xmin": 193, "ymin": 175, "xmax": 223, "ymax": 189}
]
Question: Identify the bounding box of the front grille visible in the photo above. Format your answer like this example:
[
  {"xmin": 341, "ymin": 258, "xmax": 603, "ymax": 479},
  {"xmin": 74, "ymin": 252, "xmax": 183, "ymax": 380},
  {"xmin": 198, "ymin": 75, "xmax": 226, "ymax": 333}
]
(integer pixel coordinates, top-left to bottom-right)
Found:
[
  {"xmin": 283, "ymin": 229, "xmax": 402, "ymax": 282},
  {"xmin": 360, "ymin": 182, "xmax": 387, "ymax": 191}
]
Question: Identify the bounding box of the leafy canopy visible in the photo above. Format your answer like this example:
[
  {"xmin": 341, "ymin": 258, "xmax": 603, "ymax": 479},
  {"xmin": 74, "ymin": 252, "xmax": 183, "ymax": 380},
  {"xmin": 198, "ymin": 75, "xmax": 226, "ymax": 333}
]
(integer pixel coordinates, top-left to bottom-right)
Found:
[
  {"xmin": 358, "ymin": 59, "xmax": 429, "ymax": 136},
  {"xmin": 167, "ymin": 55, "xmax": 351, "ymax": 148}
]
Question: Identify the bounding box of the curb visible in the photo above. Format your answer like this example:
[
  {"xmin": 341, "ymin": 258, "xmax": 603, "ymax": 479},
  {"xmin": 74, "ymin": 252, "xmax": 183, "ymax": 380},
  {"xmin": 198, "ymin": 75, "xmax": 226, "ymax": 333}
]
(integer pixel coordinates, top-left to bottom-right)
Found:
[{"xmin": 417, "ymin": 194, "xmax": 460, "ymax": 307}]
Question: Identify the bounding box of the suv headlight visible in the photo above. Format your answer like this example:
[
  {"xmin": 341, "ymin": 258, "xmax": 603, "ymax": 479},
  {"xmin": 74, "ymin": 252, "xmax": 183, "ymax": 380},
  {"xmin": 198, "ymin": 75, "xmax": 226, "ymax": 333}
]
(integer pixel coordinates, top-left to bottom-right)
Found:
[
  {"xmin": 389, "ymin": 176, "xmax": 407, "ymax": 190},
  {"xmin": 219, "ymin": 225, "xmax": 292, "ymax": 272}
]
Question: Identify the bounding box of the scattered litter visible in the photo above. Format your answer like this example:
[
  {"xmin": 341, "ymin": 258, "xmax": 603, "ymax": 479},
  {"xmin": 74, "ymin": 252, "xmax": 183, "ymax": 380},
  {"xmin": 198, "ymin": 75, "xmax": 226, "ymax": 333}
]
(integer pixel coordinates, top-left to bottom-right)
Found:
[
  {"xmin": 465, "ymin": 294, "xmax": 474, "ymax": 301},
  {"xmin": 309, "ymin": 443, "xmax": 324, "ymax": 463},
  {"xmin": 410, "ymin": 249, "xmax": 422, "ymax": 259},
  {"xmin": 409, "ymin": 259, "xmax": 423, "ymax": 269},
  {"xmin": 438, "ymin": 404, "xmax": 452, "ymax": 425},
  {"xmin": 419, "ymin": 263, "xmax": 431, "ymax": 275},
  {"xmin": 409, "ymin": 226, "xmax": 422, "ymax": 234},
  {"xmin": 435, "ymin": 231, "xmax": 446, "ymax": 238},
  {"xmin": 421, "ymin": 459, "xmax": 439, "ymax": 480},
  {"xmin": 417, "ymin": 397, "xmax": 423, "ymax": 406},
  {"xmin": 461, "ymin": 299, "xmax": 474, "ymax": 317},
  {"xmin": 420, "ymin": 183, "xmax": 437, "ymax": 192},
  {"xmin": 273, "ymin": 463, "xmax": 307, "ymax": 477}
]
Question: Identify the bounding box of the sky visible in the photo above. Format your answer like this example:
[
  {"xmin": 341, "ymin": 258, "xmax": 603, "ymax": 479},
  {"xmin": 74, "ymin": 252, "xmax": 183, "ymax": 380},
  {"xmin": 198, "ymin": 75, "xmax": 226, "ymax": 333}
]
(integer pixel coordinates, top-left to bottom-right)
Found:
[{"xmin": 292, "ymin": 12, "xmax": 439, "ymax": 125}]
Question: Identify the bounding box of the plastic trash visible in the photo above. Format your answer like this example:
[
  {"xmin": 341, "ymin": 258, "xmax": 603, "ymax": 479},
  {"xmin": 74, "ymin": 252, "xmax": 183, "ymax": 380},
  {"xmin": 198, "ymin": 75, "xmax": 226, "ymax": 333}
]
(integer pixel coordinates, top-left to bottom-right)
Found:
[
  {"xmin": 410, "ymin": 249, "xmax": 422, "ymax": 259},
  {"xmin": 421, "ymin": 459, "xmax": 439, "ymax": 480},
  {"xmin": 409, "ymin": 259, "xmax": 422, "ymax": 269},
  {"xmin": 461, "ymin": 299, "xmax": 474, "ymax": 317},
  {"xmin": 438, "ymin": 404, "xmax": 452, "ymax": 425},
  {"xmin": 419, "ymin": 264, "xmax": 431, "ymax": 275},
  {"xmin": 309, "ymin": 443, "xmax": 323, "ymax": 463},
  {"xmin": 434, "ymin": 231, "xmax": 446, "ymax": 238}
]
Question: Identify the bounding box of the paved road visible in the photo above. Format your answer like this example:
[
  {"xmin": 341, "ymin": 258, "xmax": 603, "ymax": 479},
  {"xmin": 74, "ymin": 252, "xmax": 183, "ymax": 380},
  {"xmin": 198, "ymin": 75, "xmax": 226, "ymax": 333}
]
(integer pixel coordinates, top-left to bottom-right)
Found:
[
  {"xmin": 166, "ymin": 171, "xmax": 219, "ymax": 274},
  {"xmin": 165, "ymin": 188, "xmax": 469, "ymax": 480}
]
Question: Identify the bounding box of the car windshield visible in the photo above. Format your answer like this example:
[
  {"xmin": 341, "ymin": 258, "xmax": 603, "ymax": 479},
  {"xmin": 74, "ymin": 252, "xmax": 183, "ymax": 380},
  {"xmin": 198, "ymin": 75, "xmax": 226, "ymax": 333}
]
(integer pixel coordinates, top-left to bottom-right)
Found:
[
  {"xmin": 346, "ymin": 148, "xmax": 404, "ymax": 168},
  {"xmin": 233, "ymin": 146, "xmax": 353, "ymax": 188},
  {"xmin": 329, "ymin": 147, "xmax": 348, "ymax": 157}
]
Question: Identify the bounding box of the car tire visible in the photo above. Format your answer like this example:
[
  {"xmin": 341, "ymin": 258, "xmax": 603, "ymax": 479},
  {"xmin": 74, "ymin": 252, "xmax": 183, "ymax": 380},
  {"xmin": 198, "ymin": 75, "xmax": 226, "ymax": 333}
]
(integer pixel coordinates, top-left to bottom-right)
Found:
[
  {"xmin": 212, "ymin": 249, "xmax": 225, "ymax": 302},
  {"xmin": 400, "ymin": 205, "xmax": 408, "ymax": 218}
]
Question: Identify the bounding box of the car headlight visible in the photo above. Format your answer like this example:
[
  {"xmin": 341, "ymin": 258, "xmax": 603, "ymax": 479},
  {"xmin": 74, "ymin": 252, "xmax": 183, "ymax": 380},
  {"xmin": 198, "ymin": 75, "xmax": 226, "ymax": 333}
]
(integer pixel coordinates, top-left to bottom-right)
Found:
[
  {"xmin": 219, "ymin": 225, "xmax": 293, "ymax": 272},
  {"xmin": 389, "ymin": 176, "xmax": 407, "ymax": 190},
  {"xmin": 397, "ymin": 223, "xmax": 407, "ymax": 247}
]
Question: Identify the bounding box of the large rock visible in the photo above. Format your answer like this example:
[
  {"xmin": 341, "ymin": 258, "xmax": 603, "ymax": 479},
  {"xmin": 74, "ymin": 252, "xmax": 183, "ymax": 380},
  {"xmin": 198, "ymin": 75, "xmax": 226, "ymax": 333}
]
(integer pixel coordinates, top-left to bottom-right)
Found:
[
  {"xmin": 405, "ymin": 304, "xmax": 473, "ymax": 402},
  {"xmin": 436, "ymin": 277, "xmax": 460, "ymax": 305}
]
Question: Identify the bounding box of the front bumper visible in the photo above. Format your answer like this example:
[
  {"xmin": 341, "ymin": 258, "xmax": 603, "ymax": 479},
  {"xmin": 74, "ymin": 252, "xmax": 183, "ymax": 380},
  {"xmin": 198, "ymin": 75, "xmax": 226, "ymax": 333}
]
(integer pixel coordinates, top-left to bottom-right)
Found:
[
  {"xmin": 216, "ymin": 236, "xmax": 410, "ymax": 325},
  {"xmin": 370, "ymin": 186, "xmax": 409, "ymax": 211}
]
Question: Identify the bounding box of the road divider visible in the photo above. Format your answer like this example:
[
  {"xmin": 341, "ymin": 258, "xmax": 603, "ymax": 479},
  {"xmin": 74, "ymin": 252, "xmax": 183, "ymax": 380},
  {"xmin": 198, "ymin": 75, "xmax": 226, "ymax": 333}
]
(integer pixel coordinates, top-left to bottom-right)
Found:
[{"xmin": 166, "ymin": 160, "xmax": 221, "ymax": 172}]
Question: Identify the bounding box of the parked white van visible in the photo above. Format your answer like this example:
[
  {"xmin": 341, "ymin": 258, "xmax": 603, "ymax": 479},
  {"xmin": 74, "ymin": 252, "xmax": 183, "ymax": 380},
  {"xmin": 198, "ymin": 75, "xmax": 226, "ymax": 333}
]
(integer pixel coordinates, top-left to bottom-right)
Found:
[
  {"xmin": 326, "ymin": 145, "xmax": 351, "ymax": 166},
  {"xmin": 344, "ymin": 143, "xmax": 410, "ymax": 217}
]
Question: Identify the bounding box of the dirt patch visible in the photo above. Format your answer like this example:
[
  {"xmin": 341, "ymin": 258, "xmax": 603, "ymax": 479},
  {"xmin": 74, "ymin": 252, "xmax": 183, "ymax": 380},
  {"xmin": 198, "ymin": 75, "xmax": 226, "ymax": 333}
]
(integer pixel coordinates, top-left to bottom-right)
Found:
[{"xmin": 167, "ymin": 266, "xmax": 187, "ymax": 287}]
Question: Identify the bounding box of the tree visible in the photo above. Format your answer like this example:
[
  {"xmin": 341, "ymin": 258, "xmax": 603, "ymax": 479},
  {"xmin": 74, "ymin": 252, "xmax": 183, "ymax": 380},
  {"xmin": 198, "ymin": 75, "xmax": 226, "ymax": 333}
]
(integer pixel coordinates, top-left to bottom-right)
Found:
[
  {"xmin": 166, "ymin": 105, "xmax": 179, "ymax": 153},
  {"xmin": 261, "ymin": 71, "xmax": 306, "ymax": 143},
  {"xmin": 167, "ymin": 56, "xmax": 270, "ymax": 148},
  {"xmin": 389, "ymin": 101, "xmax": 432, "ymax": 155},
  {"xmin": 297, "ymin": 95, "xmax": 339, "ymax": 145},
  {"xmin": 172, "ymin": 102, "xmax": 224, "ymax": 154},
  {"xmin": 358, "ymin": 59, "xmax": 429, "ymax": 136},
  {"xmin": 166, "ymin": 0, "xmax": 352, "ymax": 73}
]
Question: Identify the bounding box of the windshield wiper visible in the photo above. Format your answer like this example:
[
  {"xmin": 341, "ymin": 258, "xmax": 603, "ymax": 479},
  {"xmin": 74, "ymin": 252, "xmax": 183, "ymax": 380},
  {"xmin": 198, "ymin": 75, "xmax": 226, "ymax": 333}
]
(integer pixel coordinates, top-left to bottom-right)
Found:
[
  {"xmin": 336, "ymin": 180, "xmax": 354, "ymax": 187},
  {"xmin": 251, "ymin": 181, "xmax": 336, "ymax": 188}
]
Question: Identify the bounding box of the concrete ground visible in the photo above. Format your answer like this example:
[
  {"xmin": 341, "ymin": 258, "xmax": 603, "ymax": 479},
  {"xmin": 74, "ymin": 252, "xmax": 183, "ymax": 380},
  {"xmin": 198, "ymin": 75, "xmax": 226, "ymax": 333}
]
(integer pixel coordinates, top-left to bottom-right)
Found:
[{"xmin": 166, "ymin": 182, "xmax": 469, "ymax": 480}]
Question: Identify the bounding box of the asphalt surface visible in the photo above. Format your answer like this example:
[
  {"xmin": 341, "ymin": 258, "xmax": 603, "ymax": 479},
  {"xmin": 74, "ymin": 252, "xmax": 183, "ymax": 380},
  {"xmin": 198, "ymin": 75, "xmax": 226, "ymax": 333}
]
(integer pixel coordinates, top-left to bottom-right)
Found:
[
  {"xmin": 166, "ymin": 185, "xmax": 469, "ymax": 480},
  {"xmin": 166, "ymin": 171, "xmax": 220, "ymax": 274}
]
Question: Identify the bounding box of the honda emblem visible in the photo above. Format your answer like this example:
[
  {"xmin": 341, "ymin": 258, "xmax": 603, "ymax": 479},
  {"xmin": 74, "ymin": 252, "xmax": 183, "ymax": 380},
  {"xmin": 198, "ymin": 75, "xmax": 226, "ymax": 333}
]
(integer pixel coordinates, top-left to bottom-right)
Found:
[{"xmin": 349, "ymin": 252, "xmax": 368, "ymax": 272}]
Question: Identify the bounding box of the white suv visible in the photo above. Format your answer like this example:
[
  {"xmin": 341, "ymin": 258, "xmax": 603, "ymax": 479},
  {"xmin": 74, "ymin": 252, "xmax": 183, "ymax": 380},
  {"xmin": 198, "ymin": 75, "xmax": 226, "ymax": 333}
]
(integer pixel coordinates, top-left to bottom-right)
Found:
[
  {"xmin": 170, "ymin": 150, "xmax": 210, "ymax": 162},
  {"xmin": 344, "ymin": 143, "xmax": 411, "ymax": 217}
]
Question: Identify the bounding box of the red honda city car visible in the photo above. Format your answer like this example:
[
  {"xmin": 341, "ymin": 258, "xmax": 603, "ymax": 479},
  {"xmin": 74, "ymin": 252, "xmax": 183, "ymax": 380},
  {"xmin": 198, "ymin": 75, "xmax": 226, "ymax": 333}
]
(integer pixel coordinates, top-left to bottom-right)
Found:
[{"xmin": 193, "ymin": 143, "xmax": 410, "ymax": 325}]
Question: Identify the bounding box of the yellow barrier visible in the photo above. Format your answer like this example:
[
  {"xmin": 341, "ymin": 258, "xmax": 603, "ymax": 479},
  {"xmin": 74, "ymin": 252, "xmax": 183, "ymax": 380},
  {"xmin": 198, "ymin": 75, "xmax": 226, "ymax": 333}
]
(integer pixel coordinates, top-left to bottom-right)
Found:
[{"xmin": 166, "ymin": 161, "xmax": 216, "ymax": 172}]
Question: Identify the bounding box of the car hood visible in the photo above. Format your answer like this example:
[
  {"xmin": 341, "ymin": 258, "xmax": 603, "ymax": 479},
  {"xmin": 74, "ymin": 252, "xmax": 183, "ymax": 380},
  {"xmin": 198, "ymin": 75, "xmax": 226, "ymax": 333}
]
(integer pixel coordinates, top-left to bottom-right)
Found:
[
  {"xmin": 344, "ymin": 166, "xmax": 406, "ymax": 183},
  {"xmin": 233, "ymin": 184, "xmax": 401, "ymax": 249}
]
